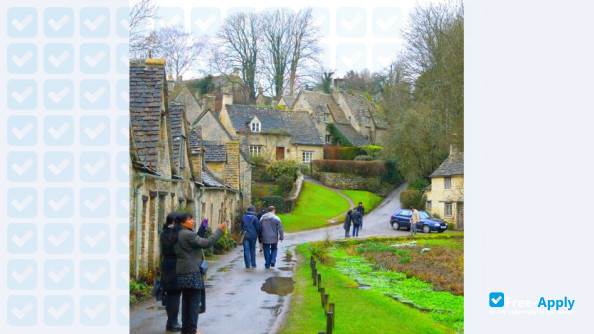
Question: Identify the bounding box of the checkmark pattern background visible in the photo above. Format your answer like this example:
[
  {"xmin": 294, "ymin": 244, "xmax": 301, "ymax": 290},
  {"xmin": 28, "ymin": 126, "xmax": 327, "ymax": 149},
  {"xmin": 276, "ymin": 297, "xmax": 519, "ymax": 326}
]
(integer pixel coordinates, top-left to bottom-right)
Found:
[{"xmin": 1, "ymin": 1, "xmax": 128, "ymax": 332}]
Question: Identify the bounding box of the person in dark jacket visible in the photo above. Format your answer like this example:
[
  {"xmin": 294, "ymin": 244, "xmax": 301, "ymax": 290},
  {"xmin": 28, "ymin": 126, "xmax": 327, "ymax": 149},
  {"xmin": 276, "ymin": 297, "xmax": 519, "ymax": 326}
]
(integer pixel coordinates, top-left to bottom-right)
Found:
[
  {"xmin": 257, "ymin": 208, "xmax": 267, "ymax": 253},
  {"xmin": 174, "ymin": 212, "xmax": 226, "ymax": 334},
  {"xmin": 356, "ymin": 202, "xmax": 365, "ymax": 229},
  {"xmin": 343, "ymin": 210, "xmax": 353, "ymax": 238},
  {"xmin": 241, "ymin": 206, "xmax": 262, "ymax": 268},
  {"xmin": 260, "ymin": 206, "xmax": 284, "ymax": 268},
  {"xmin": 351, "ymin": 208, "xmax": 363, "ymax": 237},
  {"xmin": 160, "ymin": 212, "xmax": 182, "ymax": 332}
]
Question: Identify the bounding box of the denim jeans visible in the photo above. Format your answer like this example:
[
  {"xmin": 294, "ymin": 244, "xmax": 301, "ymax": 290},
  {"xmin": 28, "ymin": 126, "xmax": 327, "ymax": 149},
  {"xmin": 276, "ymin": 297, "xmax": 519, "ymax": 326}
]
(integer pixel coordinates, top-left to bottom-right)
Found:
[
  {"xmin": 181, "ymin": 288, "xmax": 202, "ymax": 334},
  {"xmin": 165, "ymin": 290, "xmax": 181, "ymax": 328},
  {"xmin": 243, "ymin": 238, "xmax": 257, "ymax": 268},
  {"xmin": 353, "ymin": 225, "xmax": 360, "ymax": 237},
  {"xmin": 344, "ymin": 228, "xmax": 350, "ymax": 238},
  {"xmin": 410, "ymin": 223, "xmax": 417, "ymax": 235},
  {"xmin": 263, "ymin": 243, "xmax": 278, "ymax": 268}
]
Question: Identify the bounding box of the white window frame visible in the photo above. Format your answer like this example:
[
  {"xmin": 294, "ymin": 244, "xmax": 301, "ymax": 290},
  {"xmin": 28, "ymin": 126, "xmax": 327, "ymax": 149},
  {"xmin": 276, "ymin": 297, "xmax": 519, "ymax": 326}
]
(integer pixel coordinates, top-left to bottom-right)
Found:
[
  {"xmin": 444, "ymin": 177, "xmax": 452, "ymax": 189},
  {"xmin": 324, "ymin": 114, "xmax": 330, "ymax": 123},
  {"xmin": 251, "ymin": 121, "xmax": 261, "ymax": 132},
  {"xmin": 302, "ymin": 151, "xmax": 313, "ymax": 163},
  {"xmin": 249, "ymin": 146, "xmax": 262, "ymax": 156},
  {"xmin": 444, "ymin": 203, "xmax": 452, "ymax": 217}
]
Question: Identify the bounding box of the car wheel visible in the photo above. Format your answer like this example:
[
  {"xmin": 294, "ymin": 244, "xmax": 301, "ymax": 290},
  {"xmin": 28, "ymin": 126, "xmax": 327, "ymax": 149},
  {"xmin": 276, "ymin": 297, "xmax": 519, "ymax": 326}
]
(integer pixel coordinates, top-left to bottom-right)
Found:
[
  {"xmin": 423, "ymin": 225, "xmax": 431, "ymax": 233},
  {"xmin": 392, "ymin": 222, "xmax": 400, "ymax": 230}
]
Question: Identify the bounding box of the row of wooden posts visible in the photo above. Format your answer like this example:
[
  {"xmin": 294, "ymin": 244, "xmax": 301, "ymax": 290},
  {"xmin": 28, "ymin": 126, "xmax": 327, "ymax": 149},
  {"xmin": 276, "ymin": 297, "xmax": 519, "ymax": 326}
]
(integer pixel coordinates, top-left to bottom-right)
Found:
[{"xmin": 310, "ymin": 256, "xmax": 335, "ymax": 334}]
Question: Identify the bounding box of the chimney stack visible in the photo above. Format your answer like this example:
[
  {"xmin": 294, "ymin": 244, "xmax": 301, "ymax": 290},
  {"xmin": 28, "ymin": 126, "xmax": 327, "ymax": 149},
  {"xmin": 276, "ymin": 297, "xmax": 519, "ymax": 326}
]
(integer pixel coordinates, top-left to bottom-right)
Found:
[
  {"xmin": 203, "ymin": 94, "xmax": 215, "ymax": 112},
  {"xmin": 256, "ymin": 86, "xmax": 264, "ymax": 105},
  {"xmin": 333, "ymin": 78, "xmax": 344, "ymax": 92},
  {"xmin": 450, "ymin": 144, "xmax": 459, "ymax": 156}
]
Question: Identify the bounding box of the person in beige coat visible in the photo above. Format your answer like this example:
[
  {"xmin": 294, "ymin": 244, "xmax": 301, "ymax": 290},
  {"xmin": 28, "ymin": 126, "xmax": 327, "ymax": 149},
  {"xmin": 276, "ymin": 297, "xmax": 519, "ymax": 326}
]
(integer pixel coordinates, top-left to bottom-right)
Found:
[{"xmin": 410, "ymin": 206, "xmax": 420, "ymax": 235}]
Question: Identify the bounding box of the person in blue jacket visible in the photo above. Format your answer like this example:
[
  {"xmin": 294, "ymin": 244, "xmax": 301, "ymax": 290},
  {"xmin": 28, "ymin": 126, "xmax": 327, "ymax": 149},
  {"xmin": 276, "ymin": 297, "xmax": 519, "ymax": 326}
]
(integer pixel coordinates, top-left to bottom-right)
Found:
[{"xmin": 241, "ymin": 206, "xmax": 262, "ymax": 268}]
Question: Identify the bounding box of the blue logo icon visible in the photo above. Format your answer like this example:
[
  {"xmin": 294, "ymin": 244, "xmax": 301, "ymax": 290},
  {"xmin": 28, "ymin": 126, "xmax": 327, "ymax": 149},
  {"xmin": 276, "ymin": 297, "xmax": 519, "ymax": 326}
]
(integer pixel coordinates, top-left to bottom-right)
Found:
[{"xmin": 489, "ymin": 292, "xmax": 504, "ymax": 307}]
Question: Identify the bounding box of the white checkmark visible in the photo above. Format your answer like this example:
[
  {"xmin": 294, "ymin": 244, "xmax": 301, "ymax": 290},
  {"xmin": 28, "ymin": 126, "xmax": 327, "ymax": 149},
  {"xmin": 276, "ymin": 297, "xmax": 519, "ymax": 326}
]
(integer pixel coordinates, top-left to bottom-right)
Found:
[
  {"xmin": 491, "ymin": 296, "xmax": 502, "ymax": 304},
  {"xmin": 120, "ymin": 19, "xmax": 130, "ymax": 31},
  {"xmin": 84, "ymin": 123, "xmax": 106, "ymax": 140},
  {"xmin": 11, "ymin": 303, "xmax": 33, "ymax": 320},
  {"xmin": 11, "ymin": 195, "xmax": 33, "ymax": 212},
  {"xmin": 341, "ymin": 15, "xmax": 362, "ymax": 31},
  {"xmin": 48, "ymin": 230, "xmax": 70, "ymax": 247},
  {"xmin": 313, "ymin": 15, "xmax": 326, "ymax": 27},
  {"xmin": 120, "ymin": 199, "xmax": 129, "ymax": 212},
  {"xmin": 120, "ymin": 163, "xmax": 129, "ymax": 175},
  {"xmin": 12, "ymin": 123, "xmax": 34, "ymax": 140},
  {"xmin": 11, "ymin": 230, "xmax": 34, "ymax": 247},
  {"xmin": 48, "ymin": 14, "xmax": 70, "ymax": 31},
  {"xmin": 84, "ymin": 195, "xmax": 106, "ymax": 212},
  {"xmin": 11, "ymin": 51, "xmax": 34, "ymax": 68},
  {"xmin": 12, "ymin": 266, "xmax": 34, "ymax": 283},
  {"xmin": 84, "ymin": 159, "xmax": 106, "ymax": 176},
  {"xmin": 48, "ymin": 302, "xmax": 70, "ymax": 319},
  {"xmin": 84, "ymin": 15, "xmax": 106, "ymax": 31},
  {"xmin": 159, "ymin": 15, "xmax": 180, "ymax": 27},
  {"xmin": 48, "ymin": 123, "xmax": 70, "ymax": 139},
  {"xmin": 84, "ymin": 231, "xmax": 106, "ymax": 248},
  {"xmin": 11, "ymin": 159, "xmax": 34, "ymax": 176},
  {"xmin": 377, "ymin": 15, "xmax": 399, "ymax": 31},
  {"xmin": 48, "ymin": 266, "xmax": 70, "ymax": 283},
  {"xmin": 341, "ymin": 50, "xmax": 363, "ymax": 67},
  {"xmin": 120, "ymin": 90, "xmax": 129, "ymax": 103},
  {"xmin": 84, "ymin": 303, "xmax": 106, "ymax": 319},
  {"xmin": 84, "ymin": 87, "xmax": 106, "ymax": 104},
  {"xmin": 11, "ymin": 87, "xmax": 34, "ymax": 104},
  {"xmin": 48, "ymin": 158, "xmax": 70, "ymax": 175},
  {"xmin": 48, "ymin": 50, "xmax": 70, "ymax": 67},
  {"xmin": 195, "ymin": 14, "xmax": 217, "ymax": 31},
  {"xmin": 48, "ymin": 195, "xmax": 70, "ymax": 212},
  {"xmin": 84, "ymin": 267, "xmax": 106, "ymax": 284},
  {"xmin": 11, "ymin": 15, "xmax": 33, "ymax": 31},
  {"xmin": 84, "ymin": 51, "xmax": 106, "ymax": 68},
  {"xmin": 48, "ymin": 87, "xmax": 70, "ymax": 103},
  {"xmin": 120, "ymin": 234, "xmax": 129, "ymax": 247}
]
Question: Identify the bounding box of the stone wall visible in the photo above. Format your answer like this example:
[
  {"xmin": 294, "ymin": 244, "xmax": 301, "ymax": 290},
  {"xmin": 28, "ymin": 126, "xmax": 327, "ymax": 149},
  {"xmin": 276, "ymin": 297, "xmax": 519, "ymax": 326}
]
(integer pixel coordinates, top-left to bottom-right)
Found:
[{"xmin": 316, "ymin": 172, "xmax": 381, "ymax": 192}]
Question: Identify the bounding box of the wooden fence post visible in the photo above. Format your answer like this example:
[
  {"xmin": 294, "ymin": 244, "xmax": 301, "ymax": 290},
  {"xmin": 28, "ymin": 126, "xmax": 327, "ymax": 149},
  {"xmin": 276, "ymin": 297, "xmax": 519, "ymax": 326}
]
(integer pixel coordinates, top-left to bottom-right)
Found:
[
  {"xmin": 326, "ymin": 312, "xmax": 334, "ymax": 334},
  {"xmin": 329, "ymin": 303, "xmax": 335, "ymax": 329},
  {"xmin": 320, "ymin": 287, "xmax": 325, "ymax": 306},
  {"xmin": 313, "ymin": 268, "xmax": 318, "ymax": 285}
]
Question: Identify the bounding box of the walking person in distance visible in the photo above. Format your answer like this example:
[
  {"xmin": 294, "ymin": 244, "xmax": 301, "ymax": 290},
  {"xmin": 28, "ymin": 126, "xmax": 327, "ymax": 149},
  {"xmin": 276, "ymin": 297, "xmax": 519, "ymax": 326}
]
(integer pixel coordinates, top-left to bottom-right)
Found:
[
  {"xmin": 259, "ymin": 206, "xmax": 284, "ymax": 268},
  {"xmin": 351, "ymin": 208, "xmax": 363, "ymax": 237},
  {"xmin": 343, "ymin": 209, "xmax": 353, "ymax": 238},
  {"xmin": 241, "ymin": 206, "xmax": 261, "ymax": 269}
]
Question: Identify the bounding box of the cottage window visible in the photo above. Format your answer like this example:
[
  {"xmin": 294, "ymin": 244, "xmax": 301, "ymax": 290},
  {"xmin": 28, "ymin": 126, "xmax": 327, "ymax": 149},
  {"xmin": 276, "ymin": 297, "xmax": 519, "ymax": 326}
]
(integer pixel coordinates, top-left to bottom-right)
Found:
[
  {"xmin": 444, "ymin": 177, "xmax": 451, "ymax": 189},
  {"xmin": 179, "ymin": 136, "xmax": 185, "ymax": 169},
  {"xmin": 325, "ymin": 134, "xmax": 331, "ymax": 143},
  {"xmin": 324, "ymin": 114, "xmax": 330, "ymax": 123},
  {"xmin": 427, "ymin": 201, "xmax": 432, "ymax": 210},
  {"xmin": 445, "ymin": 203, "xmax": 452, "ymax": 217},
  {"xmin": 249, "ymin": 146, "xmax": 262, "ymax": 156},
  {"xmin": 302, "ymin": 151, "xmax": 313, "ymax": 163},
  {"xmin": 251, "ymin": 121, "xmax": 261, "ymax": 132}
]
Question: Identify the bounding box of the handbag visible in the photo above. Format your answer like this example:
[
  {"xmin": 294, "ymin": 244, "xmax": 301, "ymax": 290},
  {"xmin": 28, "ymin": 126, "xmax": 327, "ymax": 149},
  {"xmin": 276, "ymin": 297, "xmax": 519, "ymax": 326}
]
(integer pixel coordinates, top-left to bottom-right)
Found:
[
  {"xmin": 238, "ymin": 215, "xmax": 256, "ymax": 245},
  {"xmin": 199, "ymin": 257, "xmax": 208, "ymax": 276}
]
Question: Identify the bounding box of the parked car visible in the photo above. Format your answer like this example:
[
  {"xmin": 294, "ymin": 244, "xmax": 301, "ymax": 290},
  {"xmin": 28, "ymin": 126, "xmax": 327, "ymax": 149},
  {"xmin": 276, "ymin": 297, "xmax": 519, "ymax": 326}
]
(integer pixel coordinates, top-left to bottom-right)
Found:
[{"xmin": 390, "ymin": 209, "xmax": 447, "ymax": 233}]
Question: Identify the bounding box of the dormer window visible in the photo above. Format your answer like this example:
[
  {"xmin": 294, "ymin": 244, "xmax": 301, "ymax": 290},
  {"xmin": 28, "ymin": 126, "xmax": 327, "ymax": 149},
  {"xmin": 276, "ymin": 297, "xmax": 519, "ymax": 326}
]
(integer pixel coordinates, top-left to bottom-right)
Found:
[
  {"xmin": 250, "ymin": 117, "xmax": 261, "ymax": 132},
  {"xmin": 324, "ymin": 114, "xmax": 330, "ymax": 123}
]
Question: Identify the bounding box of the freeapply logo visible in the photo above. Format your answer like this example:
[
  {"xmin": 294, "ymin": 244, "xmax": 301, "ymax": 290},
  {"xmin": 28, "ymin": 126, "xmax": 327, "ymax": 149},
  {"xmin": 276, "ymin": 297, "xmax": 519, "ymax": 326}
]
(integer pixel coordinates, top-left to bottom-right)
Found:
[
  {"xmin": 489, "ymin": 292, "xmax": 575, "ymax": 315},
  {"xmin": 489, "ymin": 292, "xmax": 504, "ymax": 307}
]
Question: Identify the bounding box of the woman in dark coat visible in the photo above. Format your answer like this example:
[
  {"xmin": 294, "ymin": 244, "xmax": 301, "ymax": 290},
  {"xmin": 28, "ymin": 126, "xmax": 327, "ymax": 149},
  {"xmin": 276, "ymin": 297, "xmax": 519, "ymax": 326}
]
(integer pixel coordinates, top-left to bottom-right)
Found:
[
  {"xmin": 343, "ymin": 210, "xmax": 353, "ymax": 238},
  {"xmin": 174, "ymin": 212, "xmax": 226, "ymax": 334},
  {"xmin": 160, "ymin": 212, "xmax": 182, "ymax": 331}
]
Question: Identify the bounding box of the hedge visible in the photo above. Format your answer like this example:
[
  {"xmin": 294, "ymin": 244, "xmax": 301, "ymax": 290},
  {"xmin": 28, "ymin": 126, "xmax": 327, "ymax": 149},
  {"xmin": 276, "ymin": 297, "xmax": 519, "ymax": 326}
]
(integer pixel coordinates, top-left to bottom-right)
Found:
[
  {"xmin": 261, "ymin": 195, "xmax": 295, "ymax": 214},
  {"xmin": 313, "ymin": 159, "xmax": 387, "ymax": 176},
  {"xmin": 399, "ymin": 190, "xmax": 427, "ymax": 210}
]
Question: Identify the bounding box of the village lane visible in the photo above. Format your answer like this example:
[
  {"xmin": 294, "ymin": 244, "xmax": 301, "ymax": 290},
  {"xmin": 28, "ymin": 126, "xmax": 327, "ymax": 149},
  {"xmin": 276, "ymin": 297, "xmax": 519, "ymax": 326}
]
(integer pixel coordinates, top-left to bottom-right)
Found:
[{"xmin": 130, "ymin": 182, "xmax": 408, "ymax": 334}]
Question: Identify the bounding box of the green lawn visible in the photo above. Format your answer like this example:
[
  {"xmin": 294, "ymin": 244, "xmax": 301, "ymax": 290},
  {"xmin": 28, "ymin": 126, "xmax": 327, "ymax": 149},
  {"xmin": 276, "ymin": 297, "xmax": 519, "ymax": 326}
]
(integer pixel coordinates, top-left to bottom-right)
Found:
[
  {"xmin": 278, "ymin": 182, "xmax": 350, "ymax": 233},
  {"xmin": 280, "ymin": 243, "xmax": 454, "ymax": 334},
  {"xmin": 340, "ymin": 189, "xmax": 384, "ymax": 212}
]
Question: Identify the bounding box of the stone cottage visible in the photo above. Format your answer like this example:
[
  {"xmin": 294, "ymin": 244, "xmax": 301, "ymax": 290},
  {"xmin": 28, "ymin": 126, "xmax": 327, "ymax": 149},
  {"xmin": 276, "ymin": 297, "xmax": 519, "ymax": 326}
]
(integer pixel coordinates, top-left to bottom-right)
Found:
[{"xmin": 425, "ymin": 146, "xmax": 464, "ymax": 229}]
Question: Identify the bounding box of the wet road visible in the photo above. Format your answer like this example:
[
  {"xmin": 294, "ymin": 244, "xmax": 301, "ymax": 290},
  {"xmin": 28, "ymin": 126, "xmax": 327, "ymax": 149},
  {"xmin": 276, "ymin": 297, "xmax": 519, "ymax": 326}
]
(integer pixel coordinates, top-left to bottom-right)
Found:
[{"xmin": 130, "ymin": 182, "xmax": 409, "ymax": 334}]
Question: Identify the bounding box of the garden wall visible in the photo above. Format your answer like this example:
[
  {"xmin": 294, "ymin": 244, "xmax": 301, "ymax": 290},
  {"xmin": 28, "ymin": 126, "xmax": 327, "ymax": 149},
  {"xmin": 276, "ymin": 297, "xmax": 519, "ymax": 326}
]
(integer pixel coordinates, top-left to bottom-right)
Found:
[{"xmin": 316, "ymin": 172, "xmax": 381, "ymax": 192}]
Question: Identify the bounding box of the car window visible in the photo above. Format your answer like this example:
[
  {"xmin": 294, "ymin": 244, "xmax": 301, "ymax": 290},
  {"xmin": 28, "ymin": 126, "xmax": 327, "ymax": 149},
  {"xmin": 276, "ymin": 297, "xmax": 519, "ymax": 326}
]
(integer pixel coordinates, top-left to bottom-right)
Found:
[
  {"xmin": 400, "ymin": 210, "xmax": 411, "ymax": 217},
  {"xmin": 419, "ymin": 211, "xmax": 430, "ymax": 219}
]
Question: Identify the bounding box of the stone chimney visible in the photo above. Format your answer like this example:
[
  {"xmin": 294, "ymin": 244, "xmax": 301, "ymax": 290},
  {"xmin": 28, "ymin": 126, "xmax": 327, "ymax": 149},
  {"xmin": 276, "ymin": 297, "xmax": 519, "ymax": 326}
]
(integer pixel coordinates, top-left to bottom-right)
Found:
[
  {"xmin": 223, "ymin": 140, "xmax": 240, "ymax": 190},
  {"xmin": 256, "ymin": 86, "xmax": 264, "ymax": 105},
  {"xmin": 203, "ymin": 94, "xmax": 215, "ymax": 112},
  {"xmin": 450, "ymin": 144, "xmax": 459, "ymax": 155},
  {"xmin": 218, "ymin": 86, "xmax": 236, "ymax": 136},
  {"xmin": 333, "ymin": 78, "xmax": 344, "ymax": 92}
]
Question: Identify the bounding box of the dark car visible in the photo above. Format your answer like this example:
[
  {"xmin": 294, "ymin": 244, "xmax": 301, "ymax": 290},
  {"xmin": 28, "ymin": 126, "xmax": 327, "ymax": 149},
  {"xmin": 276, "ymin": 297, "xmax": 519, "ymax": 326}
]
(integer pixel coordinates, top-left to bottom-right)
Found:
[{"xmin": 390, "ymin": 209, "xmax": 447, "ymax": 233}]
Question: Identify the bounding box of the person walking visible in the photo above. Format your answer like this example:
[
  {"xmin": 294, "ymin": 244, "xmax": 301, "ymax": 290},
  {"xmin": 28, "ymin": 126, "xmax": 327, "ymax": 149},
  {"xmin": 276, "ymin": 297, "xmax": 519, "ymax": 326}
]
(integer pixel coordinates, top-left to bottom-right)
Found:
[
  {"xmin": 160, "ymin": 212, "xmax": 182, "ymax": 332},
  {"xmin": 241, "ymin": 206, "xmax": 261, "ymax": 269},
  {"xmin": 356, "ymin": 202, "xmax": 365, "ymax": 229},
  {"xmin": 256, "ymin": 208, "xmax": 266, "ymax": 253},
  {"xmin": 343, "ymin": 210, "xmax": 353, "ymax": 238},
  {"xmin": 259, "ymin": 206, "xmax": 284, "ymax": 268},
  {"xmin": 174, "ymin": 212, "xmax": 226, "ymax": 334},
  {"xmin": 410, "ymin": 206, "xmax": 420, "ymax": 235},
  {"xmin": 351, "ymin": 207, "xmax": 363, "ymax": 237}
]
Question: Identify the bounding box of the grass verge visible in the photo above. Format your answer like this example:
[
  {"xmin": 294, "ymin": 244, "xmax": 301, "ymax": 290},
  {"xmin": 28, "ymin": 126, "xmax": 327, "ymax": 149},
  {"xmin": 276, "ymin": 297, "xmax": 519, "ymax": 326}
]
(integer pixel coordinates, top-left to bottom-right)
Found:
[
  {"xmin": 280, "ymin": 243, "xmax": 455, "ymax": 334},
  {"xmin": 340, "ymin": 189, "xmax": 384, "ymax": 211}
]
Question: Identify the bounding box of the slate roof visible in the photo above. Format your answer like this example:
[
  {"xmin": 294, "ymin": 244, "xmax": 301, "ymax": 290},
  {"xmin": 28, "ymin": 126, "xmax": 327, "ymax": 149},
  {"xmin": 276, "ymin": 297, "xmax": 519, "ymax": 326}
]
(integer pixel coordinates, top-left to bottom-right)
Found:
[
  {"xmin": 169, "ymin": 103, "xmax": 185, "ymax": 165},
  {"xmin": 203, "ymin": 141, "xmax": 227, "ymax": 162},
  {"xmin": 226, "ymin": 105, "xmax": 324, "ymax": 146},
  {"xmin": 281, "ymin": 95, "xmax": 296, "ymax": 108},
  {"xmin": 130, "ymin": 60, "xmax": 166, "ymax": 170},
  {"xmin": 202, "ymin": 169, "xmax": 224, "ymax": 187},
  {"xmin": 339, "ymin": 89, "xmax": 388, "ymax": 128},
  {"xmin": 298, "ymin": 90, "xmax": 347, "ymax": 123},
  {"xmin": 430, "ymin": 153, "xmax": 464, "ymax": 177},
  {"xmin": 189, "ymin": 128, "xmax": 202, "ymax": 154},
  {"xmin": 333, "ymin": 123, "xmax": 371, "ymax": 146}
]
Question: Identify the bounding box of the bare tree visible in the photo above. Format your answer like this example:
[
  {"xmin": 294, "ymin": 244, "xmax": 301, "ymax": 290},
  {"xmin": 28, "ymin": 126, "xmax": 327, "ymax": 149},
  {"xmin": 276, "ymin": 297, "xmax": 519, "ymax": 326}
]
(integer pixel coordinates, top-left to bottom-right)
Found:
[
  {"xmin": 261, "ymin": 8, "xmax": 293, "ymax": 100},
  {"xmin": 129, "ymin": 0, "xmax": 158, "ymax": 55},
  {"xmin": 212, "ymin": 12, "xmax": 260, "ymax": 102},
  {"xmin": 150, "ymin": 25, "xmax": 206, "ymax": 79},
  {"xmin": 287, "ymin": 8, "xmax": 320, "ymax": 96}
]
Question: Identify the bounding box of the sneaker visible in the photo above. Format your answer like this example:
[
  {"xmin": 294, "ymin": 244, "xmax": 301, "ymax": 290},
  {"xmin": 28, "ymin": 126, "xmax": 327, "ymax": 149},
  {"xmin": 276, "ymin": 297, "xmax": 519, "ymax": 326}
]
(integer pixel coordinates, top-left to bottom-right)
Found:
[
  {"xmin": 271, "ymin": 262, "xmax": 275, "ymax": 267},
  {"xmin": 166, "ymin": 324, "xmax": 182, "ymax": 331}
]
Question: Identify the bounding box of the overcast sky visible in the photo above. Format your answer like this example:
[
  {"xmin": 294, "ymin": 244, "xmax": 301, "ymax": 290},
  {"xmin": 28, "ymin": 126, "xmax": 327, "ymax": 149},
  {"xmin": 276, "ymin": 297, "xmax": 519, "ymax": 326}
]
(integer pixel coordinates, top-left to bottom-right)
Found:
[{"xmin": 150, "ymin": 0, "xmax": 432, "ymax": 80}]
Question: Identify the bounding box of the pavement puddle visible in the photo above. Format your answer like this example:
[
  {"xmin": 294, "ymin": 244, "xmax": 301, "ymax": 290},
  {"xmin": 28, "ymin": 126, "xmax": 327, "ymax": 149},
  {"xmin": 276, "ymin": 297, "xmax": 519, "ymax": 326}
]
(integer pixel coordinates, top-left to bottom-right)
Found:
[
  {"xmin": 217, "ymin": 265, "xmax": 231, "ymax": 272},
  {"xmin": 260, "ymin": 276, "xmax": 295, "ymax": 296},
  {"xmin": 277, "ymin": 266, "xmax": 293, "ymax": 272}
]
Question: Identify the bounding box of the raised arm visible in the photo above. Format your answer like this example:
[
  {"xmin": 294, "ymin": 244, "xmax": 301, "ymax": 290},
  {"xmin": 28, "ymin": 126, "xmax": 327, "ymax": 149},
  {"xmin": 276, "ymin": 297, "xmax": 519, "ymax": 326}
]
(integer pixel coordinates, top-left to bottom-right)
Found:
[{"xmin": 185, "ymin": 228, "xmax": 223, "ymax": 249}]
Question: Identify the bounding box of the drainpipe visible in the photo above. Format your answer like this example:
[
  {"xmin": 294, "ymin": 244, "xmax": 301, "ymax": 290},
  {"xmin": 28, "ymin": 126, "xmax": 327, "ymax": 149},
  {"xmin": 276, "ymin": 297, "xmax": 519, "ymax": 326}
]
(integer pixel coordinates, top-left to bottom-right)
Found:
[{"xmin": 134, "ymin": 175, "xmax": 145, "ymax": 278}]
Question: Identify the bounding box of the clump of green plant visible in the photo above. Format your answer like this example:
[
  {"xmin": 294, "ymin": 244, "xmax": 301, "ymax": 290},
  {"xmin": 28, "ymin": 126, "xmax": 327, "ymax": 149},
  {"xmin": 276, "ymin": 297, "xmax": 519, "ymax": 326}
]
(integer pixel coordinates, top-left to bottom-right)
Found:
[
  {"xmin": 399, "ymin": 190, "xmax": 427, "ymax": 210},
  {"xmin": 408, "ymin": 178, "xmax": 430, "ymax": 191},
  {"xmin": 399, "ymin": 257, "xmax": 411, "ymax": 264},
  {"xmin": 266, "ymin": 160, "xmax": 300, "ymax": 180},
  {"xmin": 308, "ymin": 242, "xmax": 330, "ymax": 263}
]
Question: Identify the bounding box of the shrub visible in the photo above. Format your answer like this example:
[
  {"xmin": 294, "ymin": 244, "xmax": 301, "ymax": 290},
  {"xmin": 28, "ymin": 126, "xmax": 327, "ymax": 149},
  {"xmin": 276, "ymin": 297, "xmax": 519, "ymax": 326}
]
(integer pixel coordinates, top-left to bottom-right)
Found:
[
  {"xmin": 360, "ymin": 145, "xmax": 383, "ymax": 158},
  {"xmin": 261, "ymin": 195, "xmax": 294, "ymax": 213},
  {"xmin": 408, "ymin": 178, "xmax": 430, "ymax": 191},
  {"xmin": 308, "ymin": 242, "xmax": 330, "ymax": 263},
  {"xmin": 252, "ymin": 165, "xmax": 275, "ymax": 182},
  {"xmin": 313, "ymin": 159, "xmax": 387, "ymax": 176},
  {"xmin": 400, "ymin": 190, "xmax": 427, "ymax": 210},
  {"xmin": 354, "ymin": 155, "xmax": 372, "ymax": 161},
  {"xmin": 276, "ymin": 174, "xmax": 294, "ymax": 196},
  {"xmin": 250, "ymin": 155, "xmax": 268, "ymax": 167},
  {"xmin": 399, "ymin": 257, "xmax": 411, "ymax": 264},
  {"xmin": 266, "ymin": 160, "xmax": 300, "ymax": 180},
  {"xmin": 323, "ymin": 145, "xmax": 365, "ymax": 160}
]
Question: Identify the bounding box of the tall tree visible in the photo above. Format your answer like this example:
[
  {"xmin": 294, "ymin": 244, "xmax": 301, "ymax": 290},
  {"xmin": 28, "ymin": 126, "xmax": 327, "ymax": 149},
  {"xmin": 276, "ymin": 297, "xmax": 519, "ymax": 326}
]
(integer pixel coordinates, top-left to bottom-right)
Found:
[
  {"xmin": 261, "ymin": 8, "xmax": 293, "ymax": 99},
  {"xmin": 150, "ymin": 25, "xmax": 206, "ymax": 79},
  {"xmin": 129, "ymin": 0, "xmax": 158, "ymax": 55},
  {"xmin": 316, "ymin": 70, "xmax": 334, "ymax": 94},
  {"xmin": 287, "ymin": 8, "xmax": 320, "ymax": 96}
]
